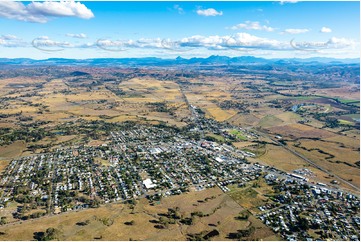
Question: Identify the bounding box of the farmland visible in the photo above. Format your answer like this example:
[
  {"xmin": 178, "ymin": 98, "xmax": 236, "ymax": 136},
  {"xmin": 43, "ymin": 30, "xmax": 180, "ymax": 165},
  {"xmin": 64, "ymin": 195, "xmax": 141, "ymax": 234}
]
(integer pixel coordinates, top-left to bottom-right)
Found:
[{"xmin": 0, "ymin": 60, "xmax": 359, "ymax": 240}]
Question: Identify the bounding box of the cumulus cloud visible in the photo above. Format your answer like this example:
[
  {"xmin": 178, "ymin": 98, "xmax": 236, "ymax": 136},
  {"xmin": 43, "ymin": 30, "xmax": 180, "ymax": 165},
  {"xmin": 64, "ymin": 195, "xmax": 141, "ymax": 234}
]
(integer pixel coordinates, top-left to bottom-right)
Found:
[
  {"xmin": 66, "ymin": 33, "xmax": 87, "ymax": 38},
  {"xmin": 320, "ymin": 27, "xmax": 332, "ymax": 33},
  {"xmin": 282, "ymin": 28, "xmax": 310, "ymax": 34},
  {"xmin": 326, "ymin": 37, "xmax": 356, "ymax": 48},
  {"xmin": 196, "ymin": 8, "xmax": 223, "ymax": 17},
  {"xmin": 223, "ymin": 33, "xmax": 285, "ymax": 50},
  {"xmin": 0, "ymin": 1, "xmax": 94, "ymax": 23},
  {"xmin": 230, "ymin": 21, "xmax": 275, "ymax": 32},
  {"xmin": 178, "ymin": 33, "xmax": 287, "ymax": 51},
  {"xmin": 91, "ymin": 33, "xmax": 287, "ymax": 52}
]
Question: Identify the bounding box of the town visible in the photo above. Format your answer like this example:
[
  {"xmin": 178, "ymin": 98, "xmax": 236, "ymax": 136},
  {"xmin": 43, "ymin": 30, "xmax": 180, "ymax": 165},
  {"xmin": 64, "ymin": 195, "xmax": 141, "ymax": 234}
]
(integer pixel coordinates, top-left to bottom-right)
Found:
[{"xmin": 0, "ymin": 123, "xmax": 359, "ymax": 241}]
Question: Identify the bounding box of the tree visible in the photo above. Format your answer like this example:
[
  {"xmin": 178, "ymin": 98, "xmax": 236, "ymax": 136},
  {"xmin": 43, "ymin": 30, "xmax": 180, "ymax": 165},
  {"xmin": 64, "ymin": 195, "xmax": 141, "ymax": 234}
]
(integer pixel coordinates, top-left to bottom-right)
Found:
[
  {"xmin": 324, "ymin": 117, "xmax": 339, "ymax": 128},
  {"xmin": 34, "ymin": 227, "xmax": 60, "ymax": 241},
  {"xmin": 298, "ymin": 217, "xmax": 309, "ymax": 230},
  {"xmin": 0, "ymin": 217, "xmax": 7, "ymax": 225},
  {"xmin": 124, "ymin": 220, "xmax": 135, "ymax": 226}
]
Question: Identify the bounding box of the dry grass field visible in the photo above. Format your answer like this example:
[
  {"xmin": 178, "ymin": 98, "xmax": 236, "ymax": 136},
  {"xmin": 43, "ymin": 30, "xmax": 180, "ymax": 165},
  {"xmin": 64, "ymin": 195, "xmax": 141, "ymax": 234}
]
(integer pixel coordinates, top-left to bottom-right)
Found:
[
  {"xmin": 206, "ymin": 106, "xmax": 237, "ymax": 122},
  {"xmin": 256, "ymin": 144, "xmax": 311, "ymax": 172},
  {"xmin": 288, "ymin": 140, "xmax": 360, "ymax": 188},
  {"xmin": 0, "ymin": 141, "xmax": 26, "ymax": 160},
  {"xmin": 0, "ymin": 187, "xmax": 278, "ymax": 241},
  {"xmin": 0, "ymin": 77, "xmax": 192, "ymax": 131},
  {"xmin": 268, "ymin": 123, "xmax": 335, "ymax": 139},
  {"xmin": 0, "ymin": 160, "xmax": 10, "ymax": 173}
]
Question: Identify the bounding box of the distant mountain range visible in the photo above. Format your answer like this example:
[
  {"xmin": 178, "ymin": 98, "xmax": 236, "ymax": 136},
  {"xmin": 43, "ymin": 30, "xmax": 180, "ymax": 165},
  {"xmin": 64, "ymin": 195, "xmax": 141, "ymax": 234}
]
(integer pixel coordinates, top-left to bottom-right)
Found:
[{"xmin": 0, "ymin": 56, "xmax": 359, "ymax": 66}]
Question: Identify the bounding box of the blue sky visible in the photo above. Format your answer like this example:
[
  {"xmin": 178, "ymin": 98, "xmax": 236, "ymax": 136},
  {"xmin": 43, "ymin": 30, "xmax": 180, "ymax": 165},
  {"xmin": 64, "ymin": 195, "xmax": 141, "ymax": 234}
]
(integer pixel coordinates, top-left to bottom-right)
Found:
[{"xmin": 0, "ymin": 1, "xmax": 359, "ymax": 59}]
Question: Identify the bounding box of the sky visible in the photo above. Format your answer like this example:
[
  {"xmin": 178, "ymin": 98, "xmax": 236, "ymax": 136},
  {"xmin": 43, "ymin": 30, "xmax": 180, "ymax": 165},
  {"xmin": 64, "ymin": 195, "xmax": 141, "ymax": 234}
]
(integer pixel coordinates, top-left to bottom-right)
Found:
[{"xmin": 0, "ymin": 1, "xmax": 359, "ymax": 59}]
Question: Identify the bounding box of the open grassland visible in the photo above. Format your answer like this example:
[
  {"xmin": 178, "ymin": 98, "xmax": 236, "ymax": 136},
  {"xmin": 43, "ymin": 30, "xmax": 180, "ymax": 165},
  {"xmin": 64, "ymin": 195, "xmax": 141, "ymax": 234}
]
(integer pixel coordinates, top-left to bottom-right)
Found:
[
  {"xmin": 299, "ymin": 139, "xmax": 359, "ymax": 165},
  {"xmin": 227, "ymin": 113, "xmax": 260, "ymax": 127},
  {"xmin": 257, "ymin": 115, "xmax": 284, "ymax": 128},
  {"xmin": 119, "ymin": 78, "xmax": 183, "ymax": 103},
  {"xmin": 0, "ymin": 77, "xmax": 190, "ymax": 130},
  {"xmin": 0, "ymin": 141, "xmax": 26, "ymax": 172},
  {"xmin": 275, "ymin": 112, "xmax": 302, "ymax": 124},
  {"xmin": 0, "ymin": 187, "xmax": 278, "ymax": 241},
  {"xmin": 311, "ymin": 86, "xmax": 360, "ymax": 100},
  {"xmin": 268, "ymin": 123, "xmax": 335, "ymax": 139},
  {"xmin": 289, "ymin": 140, "xmax": 360, "ymax": 188},
  {"xmin": 256, "ymin": 143, "xmax": 311, "ymax": 172},
  {"xmin": 206, "ymin": 106, "xmax": 237, "ymax": 122},
  {"xmin": 253, "ymin": 144, "xmax": 340, "ymax": 187},
  {"xmin": 325, "ymin": 135, "xmax": 360, "ymax": 149},
  {"xmin": 0, "ymin": 141, "xmax": 26, "ymax": 159}
]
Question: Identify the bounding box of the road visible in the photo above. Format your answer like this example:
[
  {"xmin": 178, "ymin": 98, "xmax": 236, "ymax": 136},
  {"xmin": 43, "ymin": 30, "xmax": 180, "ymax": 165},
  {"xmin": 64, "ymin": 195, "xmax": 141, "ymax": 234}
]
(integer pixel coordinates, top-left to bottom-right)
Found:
[{"xmin": 179, "ymin": 86, "xmax": 205, "ymax": 139}]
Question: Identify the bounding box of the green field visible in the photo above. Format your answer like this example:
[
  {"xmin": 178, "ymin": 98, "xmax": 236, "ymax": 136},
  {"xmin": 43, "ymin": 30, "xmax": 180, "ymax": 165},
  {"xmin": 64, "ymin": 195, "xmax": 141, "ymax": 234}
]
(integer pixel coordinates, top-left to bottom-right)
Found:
[
  {"xmin": 337, "ymin": 98, "xmax": 360, "ymax": 104},
  {"xmin": 339, "ymin": 119, "xmax": 354, "ymax": 125},
  {"xmin": 288, "ymin": 96, "xmax": 319, "ymax": 101},
  {"xmin": 206, "ymin": 133, "xmax": 225, "ymax": 142},
  {"xmin": 229, "ymin": 129, "xmax": 248, "ymax": 141}
]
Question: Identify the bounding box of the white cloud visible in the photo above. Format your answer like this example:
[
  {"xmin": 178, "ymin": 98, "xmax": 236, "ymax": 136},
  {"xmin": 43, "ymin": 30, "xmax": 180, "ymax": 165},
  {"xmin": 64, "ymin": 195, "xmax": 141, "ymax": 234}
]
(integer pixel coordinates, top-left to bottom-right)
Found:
[
  {"xmin": 326, "ymin": 37, "xmax": 355, "ymax": 48},
  {"xmin": 91, "ymin": 33, "xmax": 288, "ymax": 52},
  {"xmin": 0, "ymin": 34, "xmax": 26, "ymax": 47},
  {"xmin": 223, "ymin": 33, "xmax": 285, "ymax": 50},
  {"xmin": 290, "ymin": 37, "xmax": 358, "ymax": 53},
  {"xmin": 282, "ymin": 28, "xmax": 310, "ymax": 34},
  {"xmin": 1, "ymin": 34, "xmax": 19, "ymax": 40},
  {"xmin": 179, "ymin": 33, "xmax": 286, "ymax": 51},
  {"xmin": 230, "ymin": 21, "xmax": 275, "ymax": 32},
  {"xmin": 0, "ymin": 1, "xmax": 94, "ymax": 23},
  {"xmin": 93, "ymin": 34, "xmax": 358, "ymax": 54},
  {"xmin": 38, "ymin": 36, "xmax": 50, "ymax": 40},
  {"xmin": 2, "ymin": 32, "xmax": 357, "ymax": 59},
  {"xmin": 173, "ymin": 5, "xmax": 184, "ymax": 14},
  {"xmin": 196, "ymin": 8, "xmax": 223, "ymax": 17},
  {"xmin": 280, "ymin": 0, "xmax": 298, "ymax": 5},
  {"xmin": 320, "ymin": 27, "xmax": 332, "ymax": 33},
  {"xmin": 66, "ymin": 33, "xmax": 87, "ymax": 38},
  {"xmin": 32, "ymin": 37, "xmax": 72, "ymax": 48}
]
